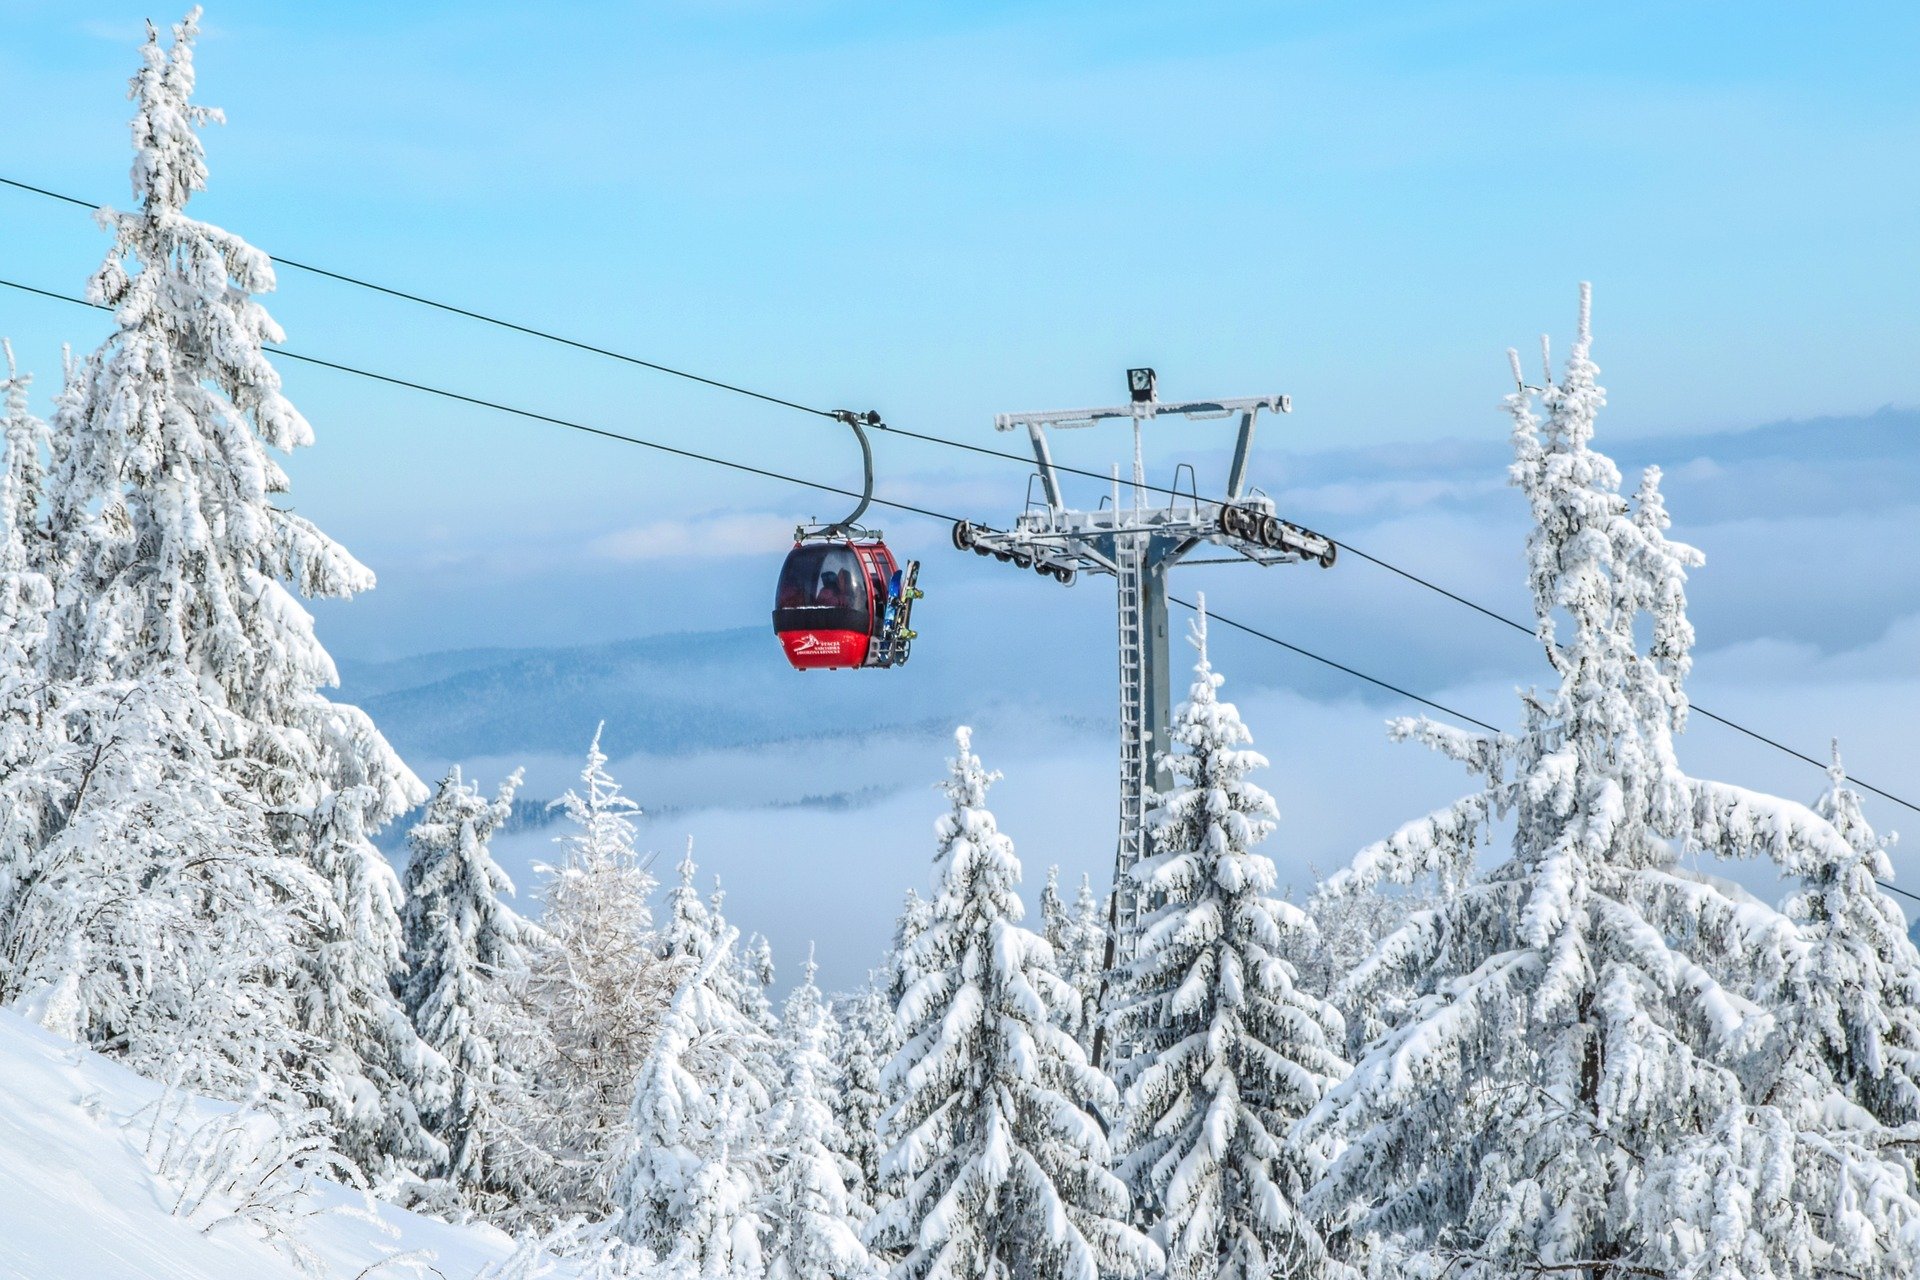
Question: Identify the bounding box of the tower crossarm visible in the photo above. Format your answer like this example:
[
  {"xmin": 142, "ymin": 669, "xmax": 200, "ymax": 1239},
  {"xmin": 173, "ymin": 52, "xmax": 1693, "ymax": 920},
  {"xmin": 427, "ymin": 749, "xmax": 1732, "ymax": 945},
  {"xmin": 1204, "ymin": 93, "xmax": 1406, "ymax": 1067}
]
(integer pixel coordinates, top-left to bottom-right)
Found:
[
  {"xmin": 993, "ymin": 393, "xmax": 1290, "ymax": 432},
  {"xmin": 960, "ymin": 372, "xmax": 1338, "ymax": 1053}
]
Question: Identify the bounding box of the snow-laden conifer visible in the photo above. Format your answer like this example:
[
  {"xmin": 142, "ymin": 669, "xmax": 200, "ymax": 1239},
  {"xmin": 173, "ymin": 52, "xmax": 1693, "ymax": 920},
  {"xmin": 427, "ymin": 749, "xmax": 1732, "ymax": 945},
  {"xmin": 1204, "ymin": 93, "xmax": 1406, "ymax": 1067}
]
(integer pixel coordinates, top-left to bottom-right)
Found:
[
  {"xmin": 616, "ymin": 926, "xmax": 771, "ymax": 1276},
  {"xmin": 1038, "ymin": 869, "xmax": 1106, "ymax": 1053},
  {"xmin": 831, "ymin": 981, "xmax": 893, "ymax": 1226},
  {"xmin": 739, "ymin": 931, "xmax": 786, "ymax": 1085},
  {"xmin": 1041, "ymin": 867, "xmax": 1071, "ymax": 962},
  {"xmin": 522, "ymin": 728, "xmax": 676, "ymax": 1216},
  {"xmin": 861, "ymin": 891, "xmax": 930, "ymax": 1257},
  {"xmin": 0, "ymin": 343, "xmax": 54, "ymax": 958},
  {"xmin": 1109, "ymin": 601, "xmax": 1348, "ymax": 1280},
  {"xmin": 1777, "ymin": 747, "xmax": 1920, "ymax": 1131},
  {"xmin": 664, "ymin": 842, "xmax": 723, "ymax": 969},
  {"xmin": 1066, "ymin": 876, "xmax": 1110, "ymax": 1054},
  {"xmin": 0, "ymin": 342, "xmax": 50, "ymax": 672},
  {"xmin": 766, "ymin": 954, "xmax": 882, "ymax": 1280},
  {"xmin": 883, "ymin": 888, "xmax": 932, "ymax": 1016},
  {"xmin": 1, "ymin": 16, "xmax": 432, "ymax": 1169},
  {"xmin": 1304, "ymin": 287, "xmax": 1920, "ymax": 1277},
  {"xmin": 868, "ymin": 727, "xmax": 1159, "ymax": 1280},
  {"xmin": 399, "ymin": 766, "xmax": 549, "ymax": 1215},
  {"xmin": 663, "ymin": 847, "xmax": 781, "ymax": 1093}
]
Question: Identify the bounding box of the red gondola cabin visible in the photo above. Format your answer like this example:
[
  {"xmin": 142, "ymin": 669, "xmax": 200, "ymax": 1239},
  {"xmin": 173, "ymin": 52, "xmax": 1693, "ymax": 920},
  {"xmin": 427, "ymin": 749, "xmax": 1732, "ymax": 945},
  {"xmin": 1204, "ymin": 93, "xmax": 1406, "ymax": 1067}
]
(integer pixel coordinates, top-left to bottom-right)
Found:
[{"xmin": 772, "ymin": 539, "xmax": 913, "ymax": 670}]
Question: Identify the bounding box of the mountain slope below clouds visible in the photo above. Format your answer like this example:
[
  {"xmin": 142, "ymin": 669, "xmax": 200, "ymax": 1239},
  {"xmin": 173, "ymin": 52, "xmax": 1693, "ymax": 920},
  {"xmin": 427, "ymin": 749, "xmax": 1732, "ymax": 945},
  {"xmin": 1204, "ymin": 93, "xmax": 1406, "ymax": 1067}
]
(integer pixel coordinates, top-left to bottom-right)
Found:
[{"xmin": 337, "ymin": 623, "xmax": 1106, "ymax": 766}]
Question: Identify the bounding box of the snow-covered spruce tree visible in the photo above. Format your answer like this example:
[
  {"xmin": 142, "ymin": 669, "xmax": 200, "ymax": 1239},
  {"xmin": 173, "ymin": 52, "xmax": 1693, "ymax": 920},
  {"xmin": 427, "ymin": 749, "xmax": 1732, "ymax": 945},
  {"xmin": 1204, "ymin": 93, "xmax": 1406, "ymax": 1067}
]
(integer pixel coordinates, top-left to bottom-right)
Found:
[
  {"xmin": 0, "ymin": 343, "xmax": 53, "ymax": 960},
  {"xmin": 664, "ymin": 845, "xmax": 780, "ymax": 1095},
  {"xmin": 1761, "ymin": 747, "xmax": 1920, "ymax": 1139},
  {"xmin": 1108, "ymin": 600, "xmax": 1348, "ymax": 1280},
  {"xmin": 1041, "ymin": 866, "xmax": 1071, "ymax": 964},
  {"xmin": 883, "ymin": 887, "xmax": 932, "ymax": 1015},
  {"xmin": 399, "ymin": 765, "xmax": 551, "ymax": 1216},
  {"xmin": 616, "ymin": 925, "xmax": 772, "ymax": 1277},
  {"xmin": 1304, "ymin": 286, "xmax": 1920, "ymax": 1278},
  {"xmin": 522, "ymin": 727, "xmax": 677, "ymax": 1217},
  {"xmin": 0, "ymin": 341, "xmax": 50, "ymax": 679},
  {"xmin": 867, "ymin": 727, "xmax": 1159, "ymax": 1280},
  {"xmin": 739, "ymin": 930, "xmax": 785, "ymax": 1072},
  {"xmin": 1295, "ymin": 874, "xmax": 1430, "ymax": 1059},
  {"xmin": 831, "ymin": 980, "xmax": 893, "ymax": 1227},
  {"xmin": 765, "ymin": 954, "xmax": 881, "ymax": 1280},
  {"xmin": 1039, "ymin": 869, "xmax": 1106, "ymax": 1053},
  {"xmin": 1065, "ymin": 876, "xmax": 1110, "ymax": 1055},
  {"xmin": 1, "ymin": 15, "xmax": 434, "ymax": 1166}
]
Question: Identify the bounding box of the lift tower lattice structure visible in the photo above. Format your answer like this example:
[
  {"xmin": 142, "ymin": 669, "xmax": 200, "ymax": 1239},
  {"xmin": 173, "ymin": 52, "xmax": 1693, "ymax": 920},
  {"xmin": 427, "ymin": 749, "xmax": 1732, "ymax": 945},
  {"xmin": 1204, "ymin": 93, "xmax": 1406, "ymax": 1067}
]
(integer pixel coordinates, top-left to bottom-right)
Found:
[{"xmin": 951, "ymin": 369, "xmax": 1337, "ymax": 958}]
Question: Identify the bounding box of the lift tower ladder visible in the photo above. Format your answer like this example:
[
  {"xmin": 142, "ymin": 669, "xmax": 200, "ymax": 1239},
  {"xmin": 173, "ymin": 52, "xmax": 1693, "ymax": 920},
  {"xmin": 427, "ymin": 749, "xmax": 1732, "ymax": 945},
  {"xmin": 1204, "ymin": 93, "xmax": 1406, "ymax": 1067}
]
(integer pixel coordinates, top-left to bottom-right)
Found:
[{"xmin": 950, "ymin": 369, "xmax": 1338, "ymax": 966}]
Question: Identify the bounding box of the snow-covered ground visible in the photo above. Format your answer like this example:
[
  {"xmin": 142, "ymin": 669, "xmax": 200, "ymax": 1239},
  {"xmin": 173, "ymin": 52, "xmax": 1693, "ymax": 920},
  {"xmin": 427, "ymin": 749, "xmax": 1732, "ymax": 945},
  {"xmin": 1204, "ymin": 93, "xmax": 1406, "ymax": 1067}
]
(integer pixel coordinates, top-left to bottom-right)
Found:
[{"xmin": 0, "ymin": 1009, "xmax": 562, "ymax": 1280}]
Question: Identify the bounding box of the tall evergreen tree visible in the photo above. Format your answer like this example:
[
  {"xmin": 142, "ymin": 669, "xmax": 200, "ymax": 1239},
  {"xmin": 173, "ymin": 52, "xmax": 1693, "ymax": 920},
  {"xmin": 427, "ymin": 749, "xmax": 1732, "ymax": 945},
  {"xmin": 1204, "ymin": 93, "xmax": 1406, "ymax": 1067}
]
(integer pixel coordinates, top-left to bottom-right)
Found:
[
  {"xmin": 1038, "ymin": 869, "xmax": 1106, "ymax": 1053},
  {"xmin": 0, "ymin": 14, "xmax": 433, "ymax": 1172},
  {"xmin": 1780, "ymin": 747, "xmax": 1920, "ymax": 1132},
  {"xmin": 524, "ymin": 730, "xmax": 668, "ymax": 1215},
  {"xmin": 1303, "ymin": 288, "xmax": 1920, "ymax": 1277},
  {"xmin": 522, "ymin": 728, "xmax": 677, "ymax": 1217},
  {"xmin": 0, "ymin": 341, "xmax": 49, "ymax": 680},
  {"xmin": 883, "ymin": 888, "xmax": 932, "ymax": 1015},
  {"xmin": 1041, "ymin": 866, "xmax": 1071, "ymax": 960},
  {"xmin": 0, "ymin": 343, "xmax": 54, "ymax": 976},
  {"xmin": 766, "ymin": 954, "xmax": 881, "ymax": 1280},
  {"xmin": 831, "ymin": 981, "xmax": 893, "ymax": 1227},
  {"xmin": 617, "ymin": 928, "xmax": 771, "ymax": 1277},
  {"xmin": 399, "ymin": 765, "xmax": 546, "ymax": 1213},
  {"xmin": 664, "ymin": 843, "xmax": 780, "ymax": 1093},
  {"xmin": 868, "ymin": 727, "xmax": 1159, "ymax": 1280},
  {"xmin": 1109, "ymin": 602, "xmax": 1348, "ymax": 1280},
  {"xmin": 1065, "ymin": 876, "xmax": 1110, "ymax": 1054}
]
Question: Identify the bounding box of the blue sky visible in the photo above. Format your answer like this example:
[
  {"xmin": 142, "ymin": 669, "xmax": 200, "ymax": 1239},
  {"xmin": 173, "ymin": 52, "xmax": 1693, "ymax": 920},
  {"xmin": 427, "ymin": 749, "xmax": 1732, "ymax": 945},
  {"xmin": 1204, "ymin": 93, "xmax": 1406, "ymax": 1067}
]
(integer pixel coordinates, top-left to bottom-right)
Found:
[{"xmin": 3, "ymin": 2, "xmax": 1919, "ymax": 986}]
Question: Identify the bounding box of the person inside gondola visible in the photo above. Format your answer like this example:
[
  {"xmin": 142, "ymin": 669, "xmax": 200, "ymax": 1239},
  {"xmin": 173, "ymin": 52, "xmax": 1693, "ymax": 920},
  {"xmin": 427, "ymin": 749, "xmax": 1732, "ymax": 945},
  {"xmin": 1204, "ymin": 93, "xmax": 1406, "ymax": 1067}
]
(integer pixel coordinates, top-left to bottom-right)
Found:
[{"xmin": 816, "ymin": 570, "xmax": 846, "ymax": 609}]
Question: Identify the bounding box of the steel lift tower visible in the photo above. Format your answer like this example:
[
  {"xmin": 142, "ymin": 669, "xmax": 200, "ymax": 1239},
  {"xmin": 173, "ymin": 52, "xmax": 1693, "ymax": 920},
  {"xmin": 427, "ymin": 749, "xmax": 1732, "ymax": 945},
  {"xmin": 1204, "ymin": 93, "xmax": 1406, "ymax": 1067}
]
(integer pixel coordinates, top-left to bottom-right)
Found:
[{"xmin": 951, "ymin": 369, "xmax": 1337, "ymax": 958}]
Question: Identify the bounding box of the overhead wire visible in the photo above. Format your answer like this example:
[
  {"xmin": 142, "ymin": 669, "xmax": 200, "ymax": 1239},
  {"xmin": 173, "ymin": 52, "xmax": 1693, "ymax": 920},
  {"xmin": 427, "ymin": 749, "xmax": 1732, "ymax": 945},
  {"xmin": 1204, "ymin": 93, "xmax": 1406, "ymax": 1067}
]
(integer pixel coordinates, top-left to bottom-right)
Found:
[
  {"xmin": 0, "ymin": 175, "xmax": 836, "ymax": 421},
  {"xmin": 4, "ymin": 169, "xmax": 1916, "ymax": 818},
  {"xmin": 6, "ymin": 269, "xmax": 1919, "ymax": 905},
  {"xmin": 0, "ymin": 273, "xmax": 1499, "ymax": 738}
]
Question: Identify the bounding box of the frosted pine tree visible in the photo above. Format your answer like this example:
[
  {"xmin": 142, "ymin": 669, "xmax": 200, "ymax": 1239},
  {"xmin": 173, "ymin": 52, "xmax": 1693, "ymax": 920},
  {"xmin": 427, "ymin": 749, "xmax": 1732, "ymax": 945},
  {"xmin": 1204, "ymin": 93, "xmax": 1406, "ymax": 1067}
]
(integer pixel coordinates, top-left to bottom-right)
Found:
[
  {"xmin": 868, "ymin": 727, "xmax": 1159, "ymax": 1280},
  {"xmin": 2, "ymin": 15, "xmax": 432, "ymax": 1168},
  {"xmin": 1739, "ymin": 744, "xmax": 1920, "ymax": 1216},
  {"xmin": 739, "ymin": 931, "xmax": 785, "ymax": 1087},
  {"xmin": 0, "ymin": 344, "xmax": 52, "ymax": 933},
  {"xmin": 0, "ymin": 341, "xmax": 50, "ymax": 680},
  {"xmin": 617, "ymin": 928, "xmax": 771, "ymax": 1277},
  {"xmin": 1295, "ymin": 875, "xmax": 1429, "ymax": 1056},
  {"xmin": 1108, "ymin": 601, "xmax": 1348, "ymax": 1280},
  {"xmin": 765, "ymin": 954, "xmax": 881, "ymax": 1280},
  {"xmin": 1779, "ymin": 747, "xmax": 1920, "ymax": 1131},
  {"xmin": 663, "ymin": 845, "xmax": 781, "ymax": 1095},
  {"xmin": 663, "ymin": 842, "xmax": 723, "ymax": 968},
  {"xmin": 399, "ymin": 766, "xmax": 549, "ymax": 1215},
  {"xmin": 883, "ymin": 888, "xmax": 932, "ymax": 1014},
  {"xmin": 522, "ymin": 728, "xmax": 677, "ymax": 1216},
  {"xmin": 1303, "ymin": 287, "xmax": 1920, "ymax": 1277},
  {"xmin": 1041, "ymin": 866, "xmax": 1071, "ymax": 965},
  {"xmin": 1038, "ymin": 870, "xmax": 1106, "ymax": 1053},
  {"xmin": 831, "ymin": 981, "xmax": 893, "ymax": 1226},
  {"xmin": 1064, "ymin": 876, "xmax": 1110, "ymax": 1054}
]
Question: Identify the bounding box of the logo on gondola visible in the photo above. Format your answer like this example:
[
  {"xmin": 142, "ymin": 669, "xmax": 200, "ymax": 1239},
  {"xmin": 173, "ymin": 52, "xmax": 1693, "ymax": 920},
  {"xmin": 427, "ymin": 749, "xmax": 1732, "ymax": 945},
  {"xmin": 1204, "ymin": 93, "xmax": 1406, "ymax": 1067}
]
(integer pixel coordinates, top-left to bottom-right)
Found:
[{"xmin": 792, "ymin": 635, "xmax": 843, "ymax": 655}]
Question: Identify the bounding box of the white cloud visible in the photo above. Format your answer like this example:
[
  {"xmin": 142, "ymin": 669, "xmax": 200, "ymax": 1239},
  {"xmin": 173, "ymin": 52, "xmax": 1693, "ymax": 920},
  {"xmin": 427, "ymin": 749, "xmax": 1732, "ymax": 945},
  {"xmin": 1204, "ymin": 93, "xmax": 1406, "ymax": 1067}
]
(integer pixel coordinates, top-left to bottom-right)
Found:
[{"xmin": 590, "ymin": 513, "xmax": 799, "ymax": 562}]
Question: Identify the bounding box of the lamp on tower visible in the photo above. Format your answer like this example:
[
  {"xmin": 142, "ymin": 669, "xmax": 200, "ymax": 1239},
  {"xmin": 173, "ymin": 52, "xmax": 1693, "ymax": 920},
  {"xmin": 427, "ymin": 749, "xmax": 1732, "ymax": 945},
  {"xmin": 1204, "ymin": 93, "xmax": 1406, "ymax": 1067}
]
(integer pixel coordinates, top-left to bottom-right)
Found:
[{"xmin": 1126, "ymin": 367, "xmax": 1157, "ymax": 405}]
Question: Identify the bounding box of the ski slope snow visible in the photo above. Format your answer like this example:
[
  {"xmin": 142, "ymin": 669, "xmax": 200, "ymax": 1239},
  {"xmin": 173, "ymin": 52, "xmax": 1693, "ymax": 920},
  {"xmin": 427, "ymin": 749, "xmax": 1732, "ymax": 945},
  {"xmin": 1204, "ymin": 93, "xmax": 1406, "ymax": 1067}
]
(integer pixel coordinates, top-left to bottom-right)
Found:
[{"xmin": 0, "ymin": 1008, "xmax": 575, "ymax": 1279}]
